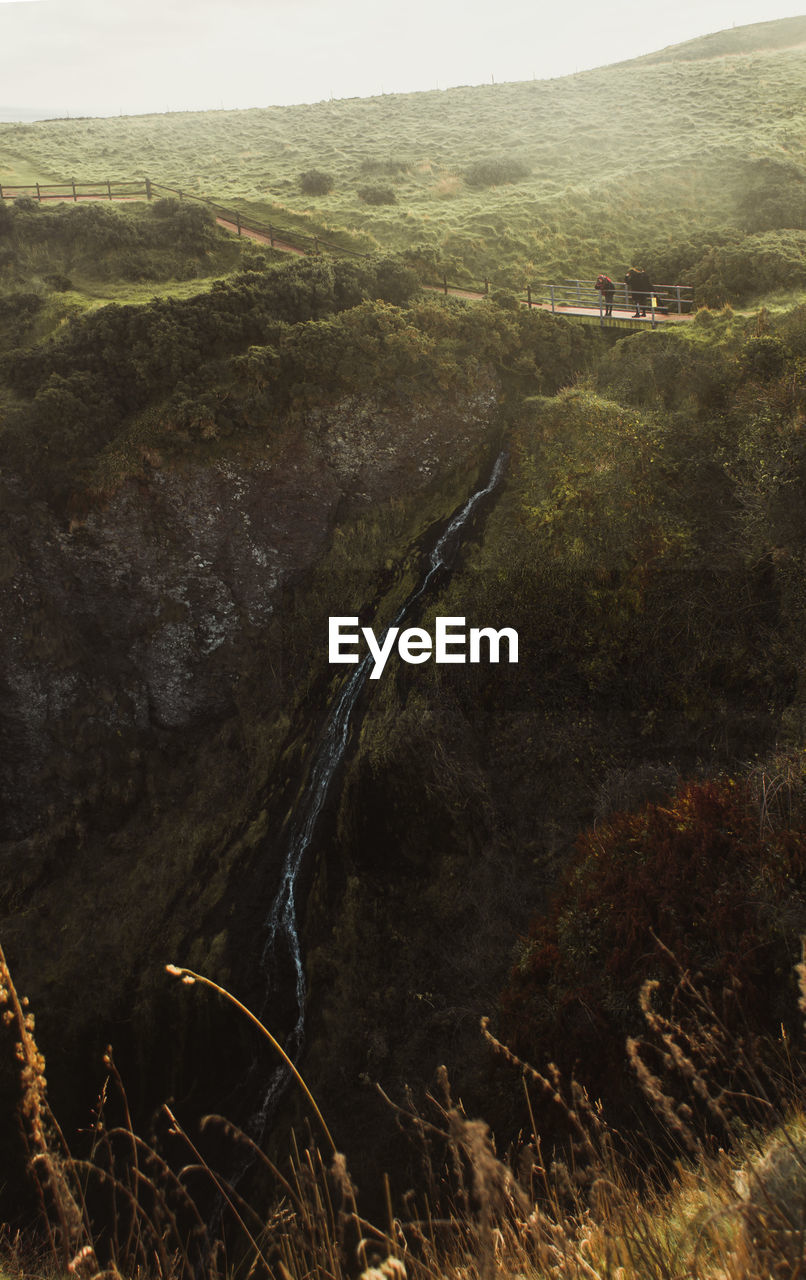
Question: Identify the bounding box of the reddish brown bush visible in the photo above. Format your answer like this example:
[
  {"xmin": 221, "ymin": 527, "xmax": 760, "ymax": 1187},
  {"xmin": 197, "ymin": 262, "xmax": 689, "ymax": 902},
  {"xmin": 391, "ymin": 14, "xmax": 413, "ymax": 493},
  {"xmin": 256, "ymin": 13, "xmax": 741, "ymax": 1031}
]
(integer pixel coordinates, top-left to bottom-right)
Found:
[{"xmin": 500, "ymin": 778, "xmax": 806, "ymax": 1099}]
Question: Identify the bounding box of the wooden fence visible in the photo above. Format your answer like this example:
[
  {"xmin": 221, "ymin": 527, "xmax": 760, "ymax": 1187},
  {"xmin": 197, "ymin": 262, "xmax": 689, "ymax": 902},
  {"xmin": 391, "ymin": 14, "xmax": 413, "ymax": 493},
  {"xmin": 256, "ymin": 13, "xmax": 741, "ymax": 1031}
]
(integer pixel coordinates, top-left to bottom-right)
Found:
[
  {"xmin": 0, "ymin": 176, "xmax": 367, "ymax": 259},
  {"xmin": 0, "ymin": 177, "xmax": 695, "ymax": 322},
  {"xmin": 0, "ymin": 178, "xmax": 146, "ymax": 202}
]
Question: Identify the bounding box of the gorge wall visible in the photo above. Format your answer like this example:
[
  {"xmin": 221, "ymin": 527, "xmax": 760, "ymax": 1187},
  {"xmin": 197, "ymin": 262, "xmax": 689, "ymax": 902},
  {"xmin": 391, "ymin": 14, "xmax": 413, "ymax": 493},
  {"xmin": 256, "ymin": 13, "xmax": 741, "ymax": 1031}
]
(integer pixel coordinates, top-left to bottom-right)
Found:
[{"xmin": 0, "ymin": 381, "xmax": 502, "ymax": 1167}]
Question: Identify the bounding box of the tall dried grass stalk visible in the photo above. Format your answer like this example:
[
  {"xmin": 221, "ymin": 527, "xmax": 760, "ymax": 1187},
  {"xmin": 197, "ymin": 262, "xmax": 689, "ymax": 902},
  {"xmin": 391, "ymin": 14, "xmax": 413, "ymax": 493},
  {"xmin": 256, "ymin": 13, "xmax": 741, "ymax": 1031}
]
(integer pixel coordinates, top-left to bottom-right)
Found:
[
  {"xmin": 5, "ymin": 944, "xmax": 806, "ymax": 1280},
  {"xmin": 0, "ymin": 942, "xmax": 90, "ymax": 1268}
]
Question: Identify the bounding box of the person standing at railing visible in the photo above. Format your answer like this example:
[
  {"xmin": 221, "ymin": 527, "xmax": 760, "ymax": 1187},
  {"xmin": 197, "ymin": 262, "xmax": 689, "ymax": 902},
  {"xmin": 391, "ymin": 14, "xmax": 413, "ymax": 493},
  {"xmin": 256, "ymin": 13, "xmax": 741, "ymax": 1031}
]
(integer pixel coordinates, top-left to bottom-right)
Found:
[
  {"xmin": 624, "ymin": 266, "xmax": 652, "ymax": 317},
  {"xmin": 595, "ymin": 273, "xmax": 615, "ymax": 316}
]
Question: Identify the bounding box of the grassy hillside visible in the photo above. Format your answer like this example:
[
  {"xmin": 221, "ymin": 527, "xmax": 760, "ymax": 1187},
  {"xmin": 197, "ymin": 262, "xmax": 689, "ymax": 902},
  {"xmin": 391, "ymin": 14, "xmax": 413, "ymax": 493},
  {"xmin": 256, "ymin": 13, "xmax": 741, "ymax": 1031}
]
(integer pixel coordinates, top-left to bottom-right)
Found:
[
  {"xmin": 0, "ymin": 197, "xmax": 267, "ymax": 338},
  {"xmin": 2, "ymin": 17, "xmax": 806, "ymax": 300},
  {"xmin": 628, "ymin": 13, "xmax": 806, "ymax": 63}
]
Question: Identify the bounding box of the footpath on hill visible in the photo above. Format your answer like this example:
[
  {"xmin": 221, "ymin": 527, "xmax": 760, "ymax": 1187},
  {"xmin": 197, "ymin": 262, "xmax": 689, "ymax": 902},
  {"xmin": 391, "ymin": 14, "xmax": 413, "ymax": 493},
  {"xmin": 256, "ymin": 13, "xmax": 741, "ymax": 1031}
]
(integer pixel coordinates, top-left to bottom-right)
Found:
[{"xmin": 1, "ymin": 186, "xmax": 692, "ymax": 327}]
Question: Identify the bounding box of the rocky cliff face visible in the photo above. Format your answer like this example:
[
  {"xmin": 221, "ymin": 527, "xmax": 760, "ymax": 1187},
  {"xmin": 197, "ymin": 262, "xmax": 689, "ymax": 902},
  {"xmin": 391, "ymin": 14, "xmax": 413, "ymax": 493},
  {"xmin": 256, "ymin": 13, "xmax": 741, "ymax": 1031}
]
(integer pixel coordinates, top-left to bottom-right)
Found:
[
  {"xmin": 0, "ymin": 387, "xmax": 496, "ymax": 838},
  {"xmin": 0, "ymin": 383, "xmax": 500, "ymax": 1156}
]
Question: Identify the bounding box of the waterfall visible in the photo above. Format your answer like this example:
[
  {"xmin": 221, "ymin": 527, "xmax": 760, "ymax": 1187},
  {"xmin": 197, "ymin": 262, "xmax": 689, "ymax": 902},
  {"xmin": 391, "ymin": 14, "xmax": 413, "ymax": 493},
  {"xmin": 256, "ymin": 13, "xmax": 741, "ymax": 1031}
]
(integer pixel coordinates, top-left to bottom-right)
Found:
[{"xmin": 254, "ymin": 450, "xmax": 507, "ymax": 1129}]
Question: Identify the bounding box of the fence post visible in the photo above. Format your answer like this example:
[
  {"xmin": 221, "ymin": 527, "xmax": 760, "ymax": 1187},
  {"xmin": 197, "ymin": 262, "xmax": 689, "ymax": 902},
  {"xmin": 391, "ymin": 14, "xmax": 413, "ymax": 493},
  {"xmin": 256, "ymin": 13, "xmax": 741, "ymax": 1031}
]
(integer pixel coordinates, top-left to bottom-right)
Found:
[
  {"xmin": 576, "ymin": 279, "xmax": 582, "ymax": 303},
  {"xmin": 36, "ymin": 182, "xmax": 41, "ymax": 202},
  {"xmin": 107, "ymin": 179, "xmax": 112, "ymax": 200},
  {"xmin": 549, "ymin": 285, "xmax": 555, "ymax": 313},
  {"xmin": 145, "ymin": 176, "xmax": 152, "ymax": 200},
  {"xmin": 484, "ymin": 278, "xmax": 489, "ymax": 295},
  {"xmin": 71, "ymin": 178, "xmax": 77, "ymax": 202},
  {"xmin": 0, "ymin": 183, "xmax": 3, "ymax": 200},
  {"xmin": 676, "ymin": 285, "xmax": 682, "ymax": 315},
  {"xmin": 179, "ymin": 190, "xmax": 183, "ymax": 200},
  {"xmin": 269, "ymin": 224, "xmax": 274, "ymax": 246},
  {"xmin": 443, "ymin": 274, "xmax": 448, "ymax": 296},
  {"xmin": 314, "ymin": 235, "xmax": 319, "ymax": 254},
  {"xmin": 236, "ymin": 212, "xmax": 241, "ymax": 236}
]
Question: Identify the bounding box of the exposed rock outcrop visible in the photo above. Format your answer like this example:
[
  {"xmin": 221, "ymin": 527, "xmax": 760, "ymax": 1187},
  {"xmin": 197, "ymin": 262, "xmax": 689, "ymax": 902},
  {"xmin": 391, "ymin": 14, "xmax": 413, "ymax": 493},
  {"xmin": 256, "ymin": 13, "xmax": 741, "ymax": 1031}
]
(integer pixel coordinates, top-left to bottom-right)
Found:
[{"xmin": 0, "ymin": 387, "xmax": 496, "ymax": 839}]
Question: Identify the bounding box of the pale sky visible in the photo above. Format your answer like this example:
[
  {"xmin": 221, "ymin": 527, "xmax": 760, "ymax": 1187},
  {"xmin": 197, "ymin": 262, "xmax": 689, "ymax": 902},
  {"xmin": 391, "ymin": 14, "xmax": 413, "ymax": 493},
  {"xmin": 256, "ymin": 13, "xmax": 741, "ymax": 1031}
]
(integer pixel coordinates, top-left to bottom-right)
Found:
[{"xmin": 0, "ymin": 0, "xmax": 804, "ymax": 120}]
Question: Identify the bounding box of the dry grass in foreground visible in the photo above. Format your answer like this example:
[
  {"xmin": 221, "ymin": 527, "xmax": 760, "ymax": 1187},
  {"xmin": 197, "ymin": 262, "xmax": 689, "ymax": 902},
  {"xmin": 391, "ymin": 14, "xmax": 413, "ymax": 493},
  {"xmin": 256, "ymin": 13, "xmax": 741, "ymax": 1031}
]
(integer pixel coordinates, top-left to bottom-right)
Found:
[{"xmin": 3, "ymin": 943, "xmax": 806, "ymax": 1280}]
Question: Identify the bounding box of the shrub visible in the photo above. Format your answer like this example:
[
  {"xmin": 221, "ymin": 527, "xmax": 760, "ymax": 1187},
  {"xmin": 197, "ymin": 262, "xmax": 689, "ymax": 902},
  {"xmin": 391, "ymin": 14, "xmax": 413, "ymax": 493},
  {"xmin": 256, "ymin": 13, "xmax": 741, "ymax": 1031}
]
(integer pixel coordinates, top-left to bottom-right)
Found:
[
  {"xmin": 151, "ymin": 196, "xmax": 181, "ymax": 218},
  {"xmin": 694, "ymin": 230, "xmax": 806, "ymax": 304},
  {"xmin": 2, "ymin": 293, "xmax": 45, "ymax": 327},
  {"xmin": 44, "ymin": 273, "xmax": 73, "ymax": 292},
  {"xmin": 739, "ymin": 159, "xmax": 806, "ymax": 232},
  {"xmin": 372, "ymin": 256, "xmax": 420, "ymax": 305},
  {"xmin": 358, "ymin": 157, "xmax": 409, "ymax": 175},
  {"xmin": 163, "ymin": 201, "xmax": 218, "ymax": 251},
  {"xmin": 464, "ymin": 157, "xmax": 529, "ymax": 187},
  {"xmin": 299, "ymin": 169, "xmax": 334, "ymax": 196},
  {"xmin": 501, "ymin": 776, "xmax": 806, "ymax": 1104},
  {"xmin": 489, "ymin": 288, "xmax": 520, "ymax": 311},
  {"xmin": 357, "ymin": 184, "xmax": 396, "ymax": 206},
  {"xmin": 740, "ymin": 334, "xmax": 789, "ymax": 381}
]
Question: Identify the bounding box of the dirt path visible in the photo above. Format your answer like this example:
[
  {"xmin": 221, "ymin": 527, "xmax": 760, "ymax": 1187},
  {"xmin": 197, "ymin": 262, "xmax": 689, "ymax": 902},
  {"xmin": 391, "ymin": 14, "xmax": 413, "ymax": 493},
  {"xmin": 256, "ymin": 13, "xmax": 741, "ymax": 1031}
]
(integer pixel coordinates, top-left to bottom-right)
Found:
[
  {"xmin": 214, "ymin": 215, "xmax": 306, "ymax": 256},
  {"xmin": 2, "ymin": 191, "xmax": 690, "ymax": 323}
]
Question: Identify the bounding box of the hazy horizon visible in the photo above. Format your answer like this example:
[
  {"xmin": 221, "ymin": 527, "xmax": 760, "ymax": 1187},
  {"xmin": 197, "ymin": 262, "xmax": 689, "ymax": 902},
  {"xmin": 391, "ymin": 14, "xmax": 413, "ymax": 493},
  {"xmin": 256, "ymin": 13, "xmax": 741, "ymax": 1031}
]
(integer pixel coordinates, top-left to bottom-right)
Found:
[{"xmin": 0, "ymin": 0, "xmax": 805, "ymax": 122}]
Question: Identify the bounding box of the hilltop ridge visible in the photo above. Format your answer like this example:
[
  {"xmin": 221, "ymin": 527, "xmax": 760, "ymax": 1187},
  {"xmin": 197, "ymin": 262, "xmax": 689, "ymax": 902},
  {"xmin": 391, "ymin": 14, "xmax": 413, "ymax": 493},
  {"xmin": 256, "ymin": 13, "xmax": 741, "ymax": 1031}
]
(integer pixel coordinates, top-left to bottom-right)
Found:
[{"xmin": 622, "ymin": 13, "xmax": 806, "ymax": 66}]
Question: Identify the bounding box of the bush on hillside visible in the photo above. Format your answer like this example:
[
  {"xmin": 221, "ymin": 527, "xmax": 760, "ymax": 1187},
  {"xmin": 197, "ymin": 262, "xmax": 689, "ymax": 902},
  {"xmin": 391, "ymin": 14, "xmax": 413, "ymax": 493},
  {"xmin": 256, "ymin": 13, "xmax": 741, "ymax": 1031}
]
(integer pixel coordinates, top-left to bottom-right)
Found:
[
  {"xmin": 3, "ymin": 198, "xmax": 219, "ymax": 262},
  {"xmin": 594, "ymin": 325, "xmax": 739, "ymax": 411},
  {"xmin": 359, "ymin": 157, "xmax": 409, "ymax": 176},
  {"xmin": 500, "ymin": 775, "xmax": 806, "ymax": 1104},
  {"xmin": 464, "ymin": 157, "xmax": 529, "ymax": 187},
  {"xmin": 628, "ymin": 223, "xmax": 806, "ymax": 306},
  {"xmin": 739, "ymin": 159, "xmax": 806, "ymax": 232},
  {"xmin": 3, "ymin": 293, "xmax": 45, "ymax": 328},
  {"xmin": 742, "ymin": 183, "xmax": 806, "ymax": 233},
  {"xmin": 163, "ymin": 201, "xmax": 218, "ymax": 251},
  {"xmin": 357, "ymin": 184, "xmax": 396, "ymax": 206},
  {"xmin": 44, "ymin": 272, "xmax": 73, "ymax": 292},
  {"xmin": 152, "ymin": 195, "xmax": 216, "ymax": 227},
  {"xmin": 695, "ymin": 230, "xmax": 806, "ymax": 304},
  {"xmin": 299, "ymin": 169, "xmax": 334, "ymax": 196},
  {"xmin": 372, "ymin": 257, "xmax": 420, "ymax": 305},
  {"xmin": 0, "ymin": 254, "xmax": 431, "ymax": 489},
  {"xmin": 489, "ymin": 288, "xmax": 520, "ymax": 311},
  {"xmin": 740, "ymin": 333, "xmax": 789, "ymax": 380}
]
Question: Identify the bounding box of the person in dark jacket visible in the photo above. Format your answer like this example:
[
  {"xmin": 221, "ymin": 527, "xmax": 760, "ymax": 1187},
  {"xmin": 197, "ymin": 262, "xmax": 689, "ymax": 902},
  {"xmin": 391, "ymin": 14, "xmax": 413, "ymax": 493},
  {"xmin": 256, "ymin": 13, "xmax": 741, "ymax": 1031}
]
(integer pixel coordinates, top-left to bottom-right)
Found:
[
  {"xmin": 624, "ymin": 266, "xmax": 652, "ymax": 317},
  {"xmin": 595, "ymin": 273, "xmax": 615, "ymax": 316}
]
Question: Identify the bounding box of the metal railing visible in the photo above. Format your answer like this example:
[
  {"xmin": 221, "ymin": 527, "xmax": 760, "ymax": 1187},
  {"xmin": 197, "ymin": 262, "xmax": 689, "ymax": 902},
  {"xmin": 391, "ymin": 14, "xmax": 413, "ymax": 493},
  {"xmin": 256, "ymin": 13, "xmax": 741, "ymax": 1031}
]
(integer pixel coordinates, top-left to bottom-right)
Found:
[{"xmin": 530, "ymin": 278, "xmax": 695, "ymax": 326}]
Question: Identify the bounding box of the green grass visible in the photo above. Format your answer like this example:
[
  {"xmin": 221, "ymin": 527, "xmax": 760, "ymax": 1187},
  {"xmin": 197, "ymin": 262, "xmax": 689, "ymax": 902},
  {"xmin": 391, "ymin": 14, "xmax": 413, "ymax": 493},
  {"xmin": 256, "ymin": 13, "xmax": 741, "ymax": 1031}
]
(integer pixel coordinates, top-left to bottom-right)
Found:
[
  {"xmin": 0, "ymin": 148, "xmax": 61, "ymax": 187},
  {"xmin": 0, "ymin": 199, "xmax": 268, "ymax": 328},
  {"xmin": 2, "ymin": 18, "xmax": 806, "ymax": 295}
]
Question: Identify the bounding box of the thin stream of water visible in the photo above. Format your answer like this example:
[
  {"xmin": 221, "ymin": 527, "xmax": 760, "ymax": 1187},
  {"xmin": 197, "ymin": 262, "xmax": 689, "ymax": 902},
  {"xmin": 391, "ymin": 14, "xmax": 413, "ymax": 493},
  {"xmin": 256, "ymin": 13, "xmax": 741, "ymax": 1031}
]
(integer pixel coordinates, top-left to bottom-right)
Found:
[{"xmin": 253, "ymin": 450, "xmax": 507, "ymax": 1130}]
